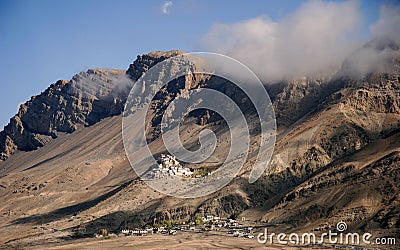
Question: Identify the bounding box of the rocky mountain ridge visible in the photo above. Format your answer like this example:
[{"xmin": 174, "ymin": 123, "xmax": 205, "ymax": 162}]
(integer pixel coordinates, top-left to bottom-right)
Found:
[
  {"xmin": 0, "ymin": 51, "xmax": 186, "ymax": 161},
  {"xmin": 2, "ymin": 38, "xmax": 399, "ymax": 161},
  {"xmin": 0, "ymin": 69, "xmax": 125, "ymax": 160}
]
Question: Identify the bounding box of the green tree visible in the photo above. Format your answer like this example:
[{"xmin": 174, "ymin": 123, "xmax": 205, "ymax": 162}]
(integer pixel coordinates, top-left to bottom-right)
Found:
[
  {"xmin": 162, "ymin": 220, "xmax": 172, "ymax": 230},
  {"xmin": 99, "ymin": 228, "xmax": 108, "ymax": 237},
  {"xmin": 166, "ymin": 220, "xmax": 172, "ymax": 230},
  {"xmin": 229, "ymin": 211, "xmax": 238, "ymax": 220},
  {"xmin": 195, "ymin": 217, "xmax": 203, "ymax": 225}
]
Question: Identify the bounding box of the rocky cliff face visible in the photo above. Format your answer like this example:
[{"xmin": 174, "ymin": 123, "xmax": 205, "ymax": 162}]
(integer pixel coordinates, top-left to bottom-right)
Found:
[
  {"xmin": 0, "ymin": 69, "xmax": 128, "ymax": 160},
  {"xmin": 272, "ymin": 76, "xmax": 342, "ymax": 128}
]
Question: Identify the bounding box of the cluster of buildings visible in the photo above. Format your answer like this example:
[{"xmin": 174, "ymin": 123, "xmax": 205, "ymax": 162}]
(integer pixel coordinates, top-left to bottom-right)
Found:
[
  {"xmin": 201, "ymin": 216, "xmax": 254, "ymax": 238},
  {"xmin": 118, "ymin": 215, "xmax": 255, "ymax": 239},
  {"xmin": 120, "ymin": 226, "xmax": 177, "ymax": 236},
  {"xmin": 228, "ymin": 226, "xmax": 254, "ymax": 238},
  {"xmin": 121, "ymin": 229, "xmax": 149, "ymax": 236},
  {"xmin": 150, "ymin": 154, "xmax": 194, "ymax": 177}
]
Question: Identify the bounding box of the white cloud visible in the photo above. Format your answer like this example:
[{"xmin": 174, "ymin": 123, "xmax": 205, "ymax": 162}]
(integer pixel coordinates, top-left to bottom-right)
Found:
[
  {"xmin": 199, "ymin": 0, "xmax": 363, "ymax": 83},
  {"xmin": 162, "ymin": 1, "xmax": 173, "ymax": 14},
  {"xmin": 370, "ymin": 4, "xmax": 400, "ymax": 41},
  {"xmin": 341, "ymin": 4, "xmax": 400, "ymax": 78}
]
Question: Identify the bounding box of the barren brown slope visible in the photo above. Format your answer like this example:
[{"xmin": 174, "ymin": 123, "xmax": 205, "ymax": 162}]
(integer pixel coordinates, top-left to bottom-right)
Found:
[{"xmin": 0, "ymin": 115, "xmax": 133, "ymax": 244}]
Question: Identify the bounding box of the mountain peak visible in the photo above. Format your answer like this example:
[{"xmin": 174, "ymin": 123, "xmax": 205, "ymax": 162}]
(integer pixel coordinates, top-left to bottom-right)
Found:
[
  {"xmin": 364, "ymin": 36, "xmax": 400, "ymax": 51},
  {"xmin": 126, "ymin": 50, "xmax": 186, "ymax": 81},
  {"xmin": 339, "ymin": 37, "xmax": 400, "ymax": 79},
  {"xmin": 146, "ymin": 50, "xmax": 186, "ymax": 58}
]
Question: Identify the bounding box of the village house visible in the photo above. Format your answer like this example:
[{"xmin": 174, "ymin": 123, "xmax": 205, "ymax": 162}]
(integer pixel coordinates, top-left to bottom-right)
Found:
[
  {"xmin": 204, "ymin": 215, "xmax": 214, "ymax": 221},
  {"xmin": 121, "ymin": 229, "xmax": 148, "ymax": 236},
  {"xmin": 243, "ymin": 227, "xmax": 253, "ymax": 234},
  {"xmin": 151, "ymin": 154, "xmax": 193, "ymax": 177}
]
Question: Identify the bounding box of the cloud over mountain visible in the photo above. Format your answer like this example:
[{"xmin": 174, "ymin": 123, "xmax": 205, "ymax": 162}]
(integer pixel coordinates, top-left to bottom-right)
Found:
[{"xmin": 199, "ymin": 0, "xmax": 400, "ymax": 82}]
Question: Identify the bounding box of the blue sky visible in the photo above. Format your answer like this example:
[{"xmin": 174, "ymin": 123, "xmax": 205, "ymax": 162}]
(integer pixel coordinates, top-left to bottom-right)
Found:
[{"xmin": 0, "ymin": 0, "xmax": 390, "ymax": 128}]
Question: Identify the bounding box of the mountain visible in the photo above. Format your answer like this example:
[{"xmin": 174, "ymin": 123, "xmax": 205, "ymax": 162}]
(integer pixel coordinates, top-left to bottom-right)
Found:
[
  {"xmin": 0, "ymin": 42, "xmax": 400, "ymax": 248},
  {"xmin": 0, "ymin": 69, "xmax": 126, "ymax": 161},
  {"xmin": 0, "ymin": 50, "xmax": 187, "ymax": 161}
]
